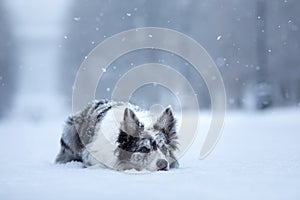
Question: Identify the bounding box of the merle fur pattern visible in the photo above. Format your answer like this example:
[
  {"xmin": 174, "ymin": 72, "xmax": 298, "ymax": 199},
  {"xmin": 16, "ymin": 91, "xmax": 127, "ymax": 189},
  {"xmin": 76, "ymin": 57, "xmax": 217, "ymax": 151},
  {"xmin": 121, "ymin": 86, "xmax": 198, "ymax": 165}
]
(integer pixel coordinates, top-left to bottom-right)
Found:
[{"xmin": 55, "ymin": 99, "xmax": 179, "ymax": 171}]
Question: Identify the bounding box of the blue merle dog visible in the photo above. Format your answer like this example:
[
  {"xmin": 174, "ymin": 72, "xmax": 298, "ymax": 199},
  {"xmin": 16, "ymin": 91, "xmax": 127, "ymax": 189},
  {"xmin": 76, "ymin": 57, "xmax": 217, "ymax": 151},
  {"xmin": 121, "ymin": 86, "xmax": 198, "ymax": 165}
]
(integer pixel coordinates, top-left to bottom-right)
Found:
[{"xmin": 55, "ymin": 100, "xmax": 179, "ymax": 171}]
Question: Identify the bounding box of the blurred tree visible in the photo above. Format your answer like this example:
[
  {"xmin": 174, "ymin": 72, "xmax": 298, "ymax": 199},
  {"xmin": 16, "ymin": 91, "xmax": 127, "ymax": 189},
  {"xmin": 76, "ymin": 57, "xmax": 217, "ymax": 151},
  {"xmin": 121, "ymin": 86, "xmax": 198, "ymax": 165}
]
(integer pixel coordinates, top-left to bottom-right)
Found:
[
  {"xmin": 60, "ymin": 0, "xmax": 141, "ymax": 106},
  {"xmin": 60, "ymin": 0, "xmax": 208, "ymax": 109},
  {"xmin": 0, "ymin": 2, "xmax": 17, "ymax": 118},
  {"xmin": 267, "ymin": 0, "xmax": 300, "ymax": 107},
  {"xmin": 60, "ymin": 0, "xmax": 300, "ymax": 110},
  {"xmin": 255, "ymin": 0, "xmax": 273, "ymax": 110}
]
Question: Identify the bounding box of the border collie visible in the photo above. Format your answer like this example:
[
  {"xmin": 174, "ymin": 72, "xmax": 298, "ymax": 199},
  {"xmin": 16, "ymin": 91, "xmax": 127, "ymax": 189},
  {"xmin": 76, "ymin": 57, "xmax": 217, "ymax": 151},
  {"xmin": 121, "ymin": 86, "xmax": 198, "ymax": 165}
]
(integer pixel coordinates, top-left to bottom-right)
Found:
[{"xmin": 55, "ymin": 99, "xmax": 179, "ymax": 171}]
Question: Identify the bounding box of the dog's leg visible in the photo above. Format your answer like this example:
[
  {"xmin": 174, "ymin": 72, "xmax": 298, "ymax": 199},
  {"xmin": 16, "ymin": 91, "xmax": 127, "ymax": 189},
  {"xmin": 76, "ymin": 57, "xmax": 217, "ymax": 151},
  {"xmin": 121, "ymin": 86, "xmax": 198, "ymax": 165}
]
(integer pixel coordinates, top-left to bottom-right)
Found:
[{"xmin": 55, "ymin": 117, "xmax": 83, "ymax": 163}]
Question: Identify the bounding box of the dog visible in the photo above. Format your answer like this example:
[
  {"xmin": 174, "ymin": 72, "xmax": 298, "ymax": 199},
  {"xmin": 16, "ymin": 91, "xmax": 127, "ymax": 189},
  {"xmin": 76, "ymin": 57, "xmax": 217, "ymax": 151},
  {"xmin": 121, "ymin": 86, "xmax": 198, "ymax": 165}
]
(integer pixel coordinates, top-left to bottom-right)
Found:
[{"xmin": 55, "ymin": 99, "xmax": 179, "ymax": 171}]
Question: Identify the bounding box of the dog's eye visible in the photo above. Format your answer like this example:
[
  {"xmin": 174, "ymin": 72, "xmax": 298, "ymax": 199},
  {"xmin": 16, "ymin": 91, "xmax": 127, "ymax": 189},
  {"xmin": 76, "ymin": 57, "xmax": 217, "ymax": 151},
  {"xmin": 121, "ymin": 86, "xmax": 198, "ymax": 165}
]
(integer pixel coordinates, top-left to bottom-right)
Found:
[{"xmin": 139, "ymin": 147, "xmax": 150, "ymax": 153}]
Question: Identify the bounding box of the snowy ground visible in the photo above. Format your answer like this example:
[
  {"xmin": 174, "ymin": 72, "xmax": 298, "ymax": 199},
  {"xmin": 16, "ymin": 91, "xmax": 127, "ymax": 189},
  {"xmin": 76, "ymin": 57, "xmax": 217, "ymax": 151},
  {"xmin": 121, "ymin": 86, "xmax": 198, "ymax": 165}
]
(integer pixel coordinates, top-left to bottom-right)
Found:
[{"xmin": 0, "ymin": 109, "xmax": 300, "ymax": 200}]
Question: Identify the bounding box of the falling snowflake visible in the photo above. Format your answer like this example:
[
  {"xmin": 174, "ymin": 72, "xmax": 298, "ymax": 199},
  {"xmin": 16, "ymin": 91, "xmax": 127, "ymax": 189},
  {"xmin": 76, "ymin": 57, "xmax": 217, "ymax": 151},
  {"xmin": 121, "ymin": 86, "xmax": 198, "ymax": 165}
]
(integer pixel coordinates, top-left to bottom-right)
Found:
[{"xmin": 73, "ymin": 17, "xmax": 81, "ymax": 21}]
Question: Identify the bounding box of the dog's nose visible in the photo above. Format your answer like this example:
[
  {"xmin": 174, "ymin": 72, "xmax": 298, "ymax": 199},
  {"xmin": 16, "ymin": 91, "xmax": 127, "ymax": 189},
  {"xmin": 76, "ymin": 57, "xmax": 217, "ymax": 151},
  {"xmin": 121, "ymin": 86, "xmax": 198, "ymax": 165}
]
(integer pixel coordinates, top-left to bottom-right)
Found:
[{"xmin": 156, "ymin": 159, "xmax": 168, "ymax": 171}]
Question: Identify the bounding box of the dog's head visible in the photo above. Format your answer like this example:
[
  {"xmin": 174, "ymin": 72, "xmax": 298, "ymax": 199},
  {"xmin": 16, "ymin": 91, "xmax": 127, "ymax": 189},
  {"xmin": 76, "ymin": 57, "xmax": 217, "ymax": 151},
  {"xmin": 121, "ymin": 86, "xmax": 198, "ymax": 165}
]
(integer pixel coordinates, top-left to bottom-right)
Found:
[{"xmin": 115, "ymin": 107, "xmax": 179, "ymax": 172}]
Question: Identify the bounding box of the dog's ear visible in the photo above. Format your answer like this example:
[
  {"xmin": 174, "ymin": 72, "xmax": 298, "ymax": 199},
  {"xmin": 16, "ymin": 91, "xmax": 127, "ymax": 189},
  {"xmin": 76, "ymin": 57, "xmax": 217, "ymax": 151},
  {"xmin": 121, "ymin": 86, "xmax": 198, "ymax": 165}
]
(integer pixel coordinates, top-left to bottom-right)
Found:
[
  {"xmin": 154, "ymin": 106, "xmax": 177, "ymax": 138},
  {"xmin": 121, "ymin": 108, "xmax": 143, "ymax": 136}
]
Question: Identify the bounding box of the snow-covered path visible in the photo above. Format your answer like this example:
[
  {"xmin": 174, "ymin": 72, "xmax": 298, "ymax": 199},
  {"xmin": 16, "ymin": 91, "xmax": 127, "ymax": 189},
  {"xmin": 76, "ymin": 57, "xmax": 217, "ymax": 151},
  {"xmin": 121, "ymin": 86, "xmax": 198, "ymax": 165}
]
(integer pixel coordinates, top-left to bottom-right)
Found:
[{"xmin": 0, "ymin": 110, "xmax": 299, "ymax": 200}]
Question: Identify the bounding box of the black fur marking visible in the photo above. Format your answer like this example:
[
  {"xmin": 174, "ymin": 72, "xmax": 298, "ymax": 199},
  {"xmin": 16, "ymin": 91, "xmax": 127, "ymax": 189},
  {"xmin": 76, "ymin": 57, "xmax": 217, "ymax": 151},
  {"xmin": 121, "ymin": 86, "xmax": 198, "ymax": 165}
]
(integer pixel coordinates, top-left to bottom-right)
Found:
[
  {"xmin": 116, "ymin": 131, "xmax": 154, "ymax": 153},
  {"xmin": 96, "ymin": 105, "xmax": 112, "ymax": 121},
  {"xmin": 66, "ymin": 116, "xmax": 74, "ymax": 125},
  {"xmin": 67, "ymin": 117, "xmax": 85, "ymax": 149},
  {"xmin": 139, "ymin": 146, "xmax": 151, "ymax": 153},
  {"xmin": 55, "ymin": 116, "xmax": 85, "ymax": 164},
  {"xmin": 56, "ymin": 137, "xmax": 83, "ymax": 163},
  {"xmin": 151, "ymin": 140, "xmax": 158, "ymax": 150},
  {"xmin": 117, "ymin": 131, "xmax": 140, "ymax": 153},
  {"xmin": 60, "ymin": 138, "xmax": 72, "ymax": 152},
  {"xmin": 94, "ymin": 99, "xmax": 109, "ymax": 109}
]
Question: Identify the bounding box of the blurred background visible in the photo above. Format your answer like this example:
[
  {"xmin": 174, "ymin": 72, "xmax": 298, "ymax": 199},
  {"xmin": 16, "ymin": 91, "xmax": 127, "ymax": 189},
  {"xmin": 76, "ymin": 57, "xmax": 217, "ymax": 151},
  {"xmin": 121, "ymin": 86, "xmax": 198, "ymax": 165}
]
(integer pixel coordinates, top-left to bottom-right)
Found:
[{"xmin": 0, "ymin": 0, "xmax": 300, "ymax": 121}]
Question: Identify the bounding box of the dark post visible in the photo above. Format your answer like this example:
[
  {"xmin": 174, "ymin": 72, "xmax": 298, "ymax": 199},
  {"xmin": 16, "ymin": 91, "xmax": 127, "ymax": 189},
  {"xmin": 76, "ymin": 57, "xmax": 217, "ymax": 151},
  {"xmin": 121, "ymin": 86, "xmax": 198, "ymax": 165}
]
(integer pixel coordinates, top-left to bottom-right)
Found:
[{"xmin": 255, "ymin": 0, "xmax": 272, "ymax": 109}]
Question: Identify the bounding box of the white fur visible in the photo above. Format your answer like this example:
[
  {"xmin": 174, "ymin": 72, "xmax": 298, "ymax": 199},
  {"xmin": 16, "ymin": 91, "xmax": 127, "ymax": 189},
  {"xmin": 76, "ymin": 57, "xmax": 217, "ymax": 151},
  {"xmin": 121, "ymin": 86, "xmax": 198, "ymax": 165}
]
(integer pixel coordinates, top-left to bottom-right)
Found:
[{"xmin": 84, "ymin": 104, "xmax": 160, "ymax": 170}]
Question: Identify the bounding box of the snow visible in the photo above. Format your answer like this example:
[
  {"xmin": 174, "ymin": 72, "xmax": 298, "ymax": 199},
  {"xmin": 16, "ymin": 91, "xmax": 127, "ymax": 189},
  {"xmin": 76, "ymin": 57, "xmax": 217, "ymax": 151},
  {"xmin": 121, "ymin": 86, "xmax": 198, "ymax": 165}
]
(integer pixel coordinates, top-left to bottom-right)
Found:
[
  {"xmin": 73, "ymin": 17, "xmax": 81, "ymax": 21},
  {"xmin": 0, "ymin": 109, "xmax": 300, "ymax": 199}
]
